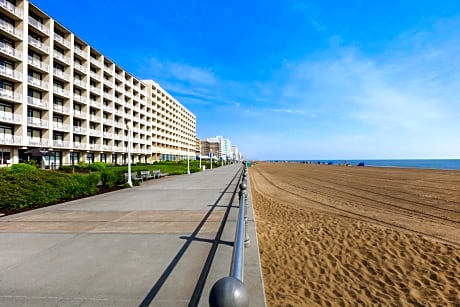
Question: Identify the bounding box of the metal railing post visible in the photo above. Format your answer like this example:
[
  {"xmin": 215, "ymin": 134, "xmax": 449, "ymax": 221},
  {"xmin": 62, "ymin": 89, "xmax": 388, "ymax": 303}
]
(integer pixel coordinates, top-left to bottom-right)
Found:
[{"xmin": 209, "ymin": 167, "xmax": 250, "ymax": 307}]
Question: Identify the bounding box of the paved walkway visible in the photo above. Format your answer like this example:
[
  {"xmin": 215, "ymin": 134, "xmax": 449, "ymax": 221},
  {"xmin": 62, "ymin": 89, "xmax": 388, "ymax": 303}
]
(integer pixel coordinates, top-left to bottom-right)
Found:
[{"xmin": 0, "ymin": 164, "xmax": 266, "ymax": 306}]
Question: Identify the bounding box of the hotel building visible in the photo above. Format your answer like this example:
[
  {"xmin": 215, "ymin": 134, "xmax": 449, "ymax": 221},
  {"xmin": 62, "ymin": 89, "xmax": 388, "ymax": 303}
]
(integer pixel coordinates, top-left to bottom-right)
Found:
[{"xmin": 0, "ymin": 0, "xmax": 196, "ymax": 167}]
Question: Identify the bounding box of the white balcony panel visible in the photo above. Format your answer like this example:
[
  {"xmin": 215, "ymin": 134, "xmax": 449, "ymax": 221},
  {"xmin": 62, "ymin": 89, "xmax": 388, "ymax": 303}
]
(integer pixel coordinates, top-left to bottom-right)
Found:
[
  {"xmin": 28, "ymin": 16, "xmax": 49, "ymax": 35},
  {"xmin": 27, "ymin": 137, "xmax": 49, "ymax": 147},
  {"xmin": 0, "ymin": 0, "xmax": 23, "ymax": 18},
  {"xmin": 27, "ymin": 96, "xmax": 47, "ymax": 108}
]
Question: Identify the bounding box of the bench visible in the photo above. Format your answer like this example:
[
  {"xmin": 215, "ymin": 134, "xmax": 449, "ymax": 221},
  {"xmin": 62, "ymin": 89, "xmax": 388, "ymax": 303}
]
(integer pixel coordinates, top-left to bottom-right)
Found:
[
  {"xmin": 140, "ymin": 170, "xmax": 153, "ymax": 180},
  {"xmin": 151, "ymin": 170, "xmax": 161, "ymax": 179},
  {"xmin": 125, "ymin": 172, "xmax": 143, "ymax": 182}
]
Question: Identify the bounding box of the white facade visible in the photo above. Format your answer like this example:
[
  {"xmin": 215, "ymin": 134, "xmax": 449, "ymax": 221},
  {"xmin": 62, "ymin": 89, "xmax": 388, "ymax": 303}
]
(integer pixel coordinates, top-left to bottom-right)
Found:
[
  {"xmin": 0, "ymin": 0, "xmax": 196, "ymax": 167},
  {"xmin": 207, "ymin": 136, "xmax": 232, "ymax": 160}
]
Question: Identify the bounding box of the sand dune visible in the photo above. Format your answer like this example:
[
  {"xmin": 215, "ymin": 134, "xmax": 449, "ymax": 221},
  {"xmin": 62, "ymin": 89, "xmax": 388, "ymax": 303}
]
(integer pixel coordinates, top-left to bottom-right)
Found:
[{"xmin": 250, "ymin": 163, "xmax": 460, "ymax": 306}]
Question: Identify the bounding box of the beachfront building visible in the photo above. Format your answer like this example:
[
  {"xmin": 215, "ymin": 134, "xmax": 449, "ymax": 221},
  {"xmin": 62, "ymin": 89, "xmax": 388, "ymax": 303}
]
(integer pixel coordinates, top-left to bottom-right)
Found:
[
  {"xmin": 0, "ymin": 0, "xmax": 196, "ymax": 167},
  {"xmin": 200, "ymin": 139, "xmax": 220, "ymax": 160},
  {"xmin": 207, "ymin": 136, "xmax": 232, "ymax": 161}
]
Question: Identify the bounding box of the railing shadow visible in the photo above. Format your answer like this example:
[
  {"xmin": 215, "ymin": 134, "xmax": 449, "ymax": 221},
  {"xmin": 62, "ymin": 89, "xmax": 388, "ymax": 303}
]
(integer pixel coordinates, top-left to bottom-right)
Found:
[{"xmin": 139, "ymin": 166, "xmax": 242, "ymax": 307}]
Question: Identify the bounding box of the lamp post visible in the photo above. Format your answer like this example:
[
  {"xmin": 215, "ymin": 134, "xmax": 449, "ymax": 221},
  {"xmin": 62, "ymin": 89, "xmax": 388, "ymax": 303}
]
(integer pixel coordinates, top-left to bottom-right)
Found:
[
  {"xmin": 127, "ymin": 124, "xmax": 132, "ymax": 187},
  {"xmin": 187, "ymin": 145, "xmax": 190, "ymax": 174}
]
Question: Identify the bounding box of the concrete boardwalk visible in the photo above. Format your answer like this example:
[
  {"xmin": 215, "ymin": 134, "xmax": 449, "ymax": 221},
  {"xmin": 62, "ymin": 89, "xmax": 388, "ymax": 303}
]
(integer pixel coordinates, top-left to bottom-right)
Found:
[{"xmin": 0, "ymin": 164, "xmax": 266, "ymax": 307}]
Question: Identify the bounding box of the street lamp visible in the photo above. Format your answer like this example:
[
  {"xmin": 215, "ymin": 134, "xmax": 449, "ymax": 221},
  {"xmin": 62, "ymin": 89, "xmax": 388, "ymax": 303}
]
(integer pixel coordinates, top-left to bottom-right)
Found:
[
  {"xmin": 187, "ymin": 144, "xmax": 190, "ymax": 174},
  {"xmin": 126, "ymin": 123, "xmax": 132, "ymax": 187}
]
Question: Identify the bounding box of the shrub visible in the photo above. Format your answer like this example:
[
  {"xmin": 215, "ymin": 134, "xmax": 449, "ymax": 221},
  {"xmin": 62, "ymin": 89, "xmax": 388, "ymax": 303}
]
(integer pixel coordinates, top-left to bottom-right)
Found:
[
  {"xmin": 88, "ymin": 162, "xmax": 106, "ymax": 172},
  {"xmin": 100, "ymin": 168, "xmax": 118, "ymax": 188},
  {"xmin": 5, "ymin": 163, "xmax": 36, "ymax": 174}
]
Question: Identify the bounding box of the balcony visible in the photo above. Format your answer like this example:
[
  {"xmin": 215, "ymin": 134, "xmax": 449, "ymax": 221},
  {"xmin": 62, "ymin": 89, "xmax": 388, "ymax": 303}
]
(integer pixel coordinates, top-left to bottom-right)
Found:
[
  {"xmin": 28, "ymin": 36, "xmax": 49, "ymax": 53},
  {"xmin": 0, "ymin": 134, "xmax": 22, "ymax": 145},
  {"xmin": 73, "ymin": 126, "xmax": 86, "ymax": 134},
  {"xmin": 53, "ymin": 140, "xmax": 69, "ymax": 148},
  {"xmin": 89, "ymin": 100, "xmax": 101, "ymax": 108},
  {"xmin": 72, "ymin": 110, "xmax": 86, "ymax": 118},
  {"xmin": 90, "ymin": 71, "xmax": 101, "ymax": 81},
  {"xmin": 89, "ymin": 114, "xmax": 100, "ymax": 122},
  {"xmin": 74, "ymin": 62, "xmax": 86, "ymax": 73},
  {"xmin": 103, "ymin": 105, "xmax": 113, "ymax": 113},
  {"xmin": 89, "ymin": 129, "xmax": 101, "ymax": 136},
  {"xmin": 103, "ymin": 132, "xmax": 112, "ymax": 138},
  {"xmin": 53, "ymin": 86, "xmax": 69, "ymax": 97},
  {"xmin": 102, "ymin": 145, "xmax": 113, "ymax": 151},
  {"xmin": 54, "ymin": 34, "xmax": 70, "ymax": 48},
  {"xmin": 27, "ymin": 116, "xmax": 48, "ymax": 128},
  {"xmin": 73, "ymin": 94, "xmax": 86, "ymax": 103},
  {"xmin": 27, "ymin": 96, "xmax": 47, "ymax": 109},
  {"xmin": 28, "ymin": 16, "xmax": 49, "ymax": 35},
  {"xmin": 114, "ymin": 134, "xmax": 124, "ymax": 140},
  {"xmin": 54, "ymin": 52, "xmax": 70, "ymax": 65},
  {"xmin": 0, "ymin": 89, "xmax": 20, "ymax": 102},
  {"xmin": 53, "ymin": 68, "xmax": 69, "ymax": 81},
  {"xmin": 102, "ymin": 118, "xmax": 111, "ymax": 125},
  {"xmin": 53, "ymin": 104, "xmax": 69, "ymax": 114},
  {"xmin": 103, "ymin": 92, "xmax": 112, "ymax": 100},
  {"xmin": 0, "ymin": 110, "xmax": 21, "ymax": 124},
  {"xmin": 28, "ymin": 76, "xmax": 48, "ymax": 90},
  {"xmin": 53, "ymin": 122, "xmax": 70, "ymax": 131},
  {"xmin": 0, "ymin": 0, "xmax": 23, "ymax": 18},
  {"xmin": 0, "ymin": 19, "xmax": 22, "ymax": 39},
  {"xmin": 73, "ymin": 79, "xmax": 86, "ymax": 88},
  {"xmin": 88, "ymin": 144, "xmax": 101, "ymax": 150},
  {"xmin": 90, "ymin": 85, "xmax": 100, "ymax": 94},
  {"xmin": 28, "ymin": 137, "xmax": 49, "ymax": 147},
  {"xmin": 90, "ymin": 57, "xmax": 101, "ymax": 67},
  {"xmin": 28, "ymin": 56, "xmax": 49, "ymax": 72},
  {"xmin": 74, "ymin": 48, "xmax": 86, "ymax": 58},
  {"xmin": 0, "ymin": 42, "xmax": 21, "ymax": 60},
  {"xmin": 73, "ymin": 142, "xmax": 86, "ymax": 150},
  {"xmin": 0, "ymin": 65, "xmax": 21, "ymax": 80}
]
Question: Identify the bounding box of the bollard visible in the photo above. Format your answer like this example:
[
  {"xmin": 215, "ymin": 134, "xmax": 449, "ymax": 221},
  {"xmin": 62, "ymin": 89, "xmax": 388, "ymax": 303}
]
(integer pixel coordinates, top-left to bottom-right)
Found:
[{"xmin": 209, "ymin": 277, "xmax": 249, "ymax": 307}]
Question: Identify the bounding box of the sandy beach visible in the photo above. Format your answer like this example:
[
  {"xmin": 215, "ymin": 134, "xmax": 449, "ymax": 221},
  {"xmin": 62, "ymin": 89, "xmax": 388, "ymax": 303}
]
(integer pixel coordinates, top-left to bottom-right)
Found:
[{"xmin": 249, "ymin": 162, "xmax": 460, "ymax": 306}]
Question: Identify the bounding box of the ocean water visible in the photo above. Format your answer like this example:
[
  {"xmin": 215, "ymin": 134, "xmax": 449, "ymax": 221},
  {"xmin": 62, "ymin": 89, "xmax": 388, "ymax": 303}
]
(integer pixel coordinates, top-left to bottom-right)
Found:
[{"xmin": 286, "ymin": 159, "xmax": 460, "ymax": 170}]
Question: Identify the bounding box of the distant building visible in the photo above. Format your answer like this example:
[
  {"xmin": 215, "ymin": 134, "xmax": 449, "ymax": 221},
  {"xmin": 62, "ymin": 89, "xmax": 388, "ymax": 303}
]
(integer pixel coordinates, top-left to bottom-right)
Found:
[{"xmin": 200, "ymin": 139, "xmax": 220, "ymax": 160}]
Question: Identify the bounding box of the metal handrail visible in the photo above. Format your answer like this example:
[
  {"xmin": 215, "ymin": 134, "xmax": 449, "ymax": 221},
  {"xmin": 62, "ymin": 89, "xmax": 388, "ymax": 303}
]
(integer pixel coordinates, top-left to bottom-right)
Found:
[{"xmin": 209, "ymin": 166, "xmax": 250, "ymax": 307}]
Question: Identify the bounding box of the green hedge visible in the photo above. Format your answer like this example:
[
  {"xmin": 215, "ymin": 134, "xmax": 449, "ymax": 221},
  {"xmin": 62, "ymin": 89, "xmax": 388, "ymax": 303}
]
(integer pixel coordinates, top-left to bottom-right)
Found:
[{"xmin": 0, "ymin": 169, "xmax": 100, "ymax": 211}]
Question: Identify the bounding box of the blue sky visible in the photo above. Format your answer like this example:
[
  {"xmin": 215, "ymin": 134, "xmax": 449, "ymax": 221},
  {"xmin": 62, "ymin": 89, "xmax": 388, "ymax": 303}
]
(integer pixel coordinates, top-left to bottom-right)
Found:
[{"xmin": 34, "ymin": 0, "xmax": 460, "ymax": 160}]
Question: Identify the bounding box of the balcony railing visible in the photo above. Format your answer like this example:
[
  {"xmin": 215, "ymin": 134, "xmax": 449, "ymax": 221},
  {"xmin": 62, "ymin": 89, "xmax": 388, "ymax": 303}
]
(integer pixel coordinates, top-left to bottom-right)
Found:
[
  {"xmin": 53, "ymin": 68, "xmax": 69, "ymax": 81},
  {"xmin": 27, "ymin": 116, "xmax": 48, "ymax": 128},
  {"xmin": 0, "ymin": 134, "xmax": 22, "ymax": 145},
  {"xmin": 89, "ymin": 100, "xmax": 101, "ymax": 108},
  {"xmin": 28, "ymin": 16, "xmax": 49, "ymax": 35},
  {"xmin": 72, "ymin": 110, "xmax": 86, "ymax": 118},
  {"xmin": 54, "ymin": 34, "xmax": 70, "ymax": 48},
  {"xmin": 73, "ymin": 126, "xmax": 86, "ymax": 134},
  {"xmin": 90, "ymin": 72, "xmax": 101, "ymax": 81},
  {"xmin": 0, "ymin": 111, "xmax": 21, "ymax": 124},
  {"xmin": 54, "ymin": 52, "xmax": 70, "ymax": 64},
  {"xmin": 0, "ymin": 89, "xmax": 20, "ymax": 102},
  {"xmin": 53, "ymin": 140, "xmax": 69, "ymax": 148},
  {"xmin": 89, "ymin": 129, "xmax": 101, "ymax": 136},
  {"xmin": 73, "ymin": 79, "xmax": 86, "ymax": 88},
  {"xmin": 53, "ymin": 122, "xmax": 70, "ymax": 131},
  {"xmin": 89, "ymin": 114, "xmax": 100, "ymax": 122},
  {"xmin": 74, "ymin": 48, "xmax": 86, "ymax": 58},
  {"xmin": 28, "ymin": 36, "xmax": 49, "ymax": 53},
  {"xmin": 88, "ymin": 143, "xmax": 101, "ymax": 150},
  {"xmin": 0, "ymin": 65, "xmax": 21, "ymax": 80},
  {"xmin": 53, "ymin": 87, "xmax": 69, "ymax": 97},
  {"xmin": 74, "ymin": 62, "xmax": 86, "ymax": 73},
  {"xmin": 73, "ymin": 142, "xmax": 86, "ymax": 149},
  {"xmin": 0, "ymin": 42, "xmax": 21, "ymax": 59},
  {"xmin": 27, "ymin": 96, "xmax": 47, "ymax": 108},
  {"xmin": 28, "ymin": 76, "xmax": 48, "ymax": 89},
  {"xmin": 103, "ymin": 132, "xmax": 112, "ymax": 138},
  {"xmin": 0, "ymin": 19, "xmax": 22, "ymax": 39},
  {"xmin": 73, "ymin": 94, "xmax": 86, "ymax": 103},
  {"xmin": 28, "ymin": 56, "xmax": 49, "ymax": 71},
  {"xmin": 28, "ymin": 137, "xmax": 49, "ymax": 147},
  {"xmin": 0, "ymin": 0, "xmax": 23, "ymax": 18},
  {"xmin": 90, "ymin": 57, "xmax": 101, "ymax": 67},
  {"xmin": 53, "ymin": 104, "xmax": 69, "ymax": 114}
]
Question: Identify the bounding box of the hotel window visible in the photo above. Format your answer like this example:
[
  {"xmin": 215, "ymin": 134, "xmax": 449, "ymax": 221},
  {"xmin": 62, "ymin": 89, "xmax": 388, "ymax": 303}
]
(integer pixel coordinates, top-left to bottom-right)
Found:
[
  {"xmin": 70, "ymin": 152, "xmax": 79, "ymax": 165},
  {"xmin": 100, "ymin": 153, "xmax": 106, "ymax": 163},
  {"xmin": 53, "ymin": 132, "xmax": 64, "ymax": 141},
  {"xmin": 29, "ymin": 31, "xmax": 42, "ymax": 42},
  {"xmin": 0, "ymin": 58, "xmax": 14, "ymax": 70},
  {"xmin": 54, "ymin": 63, "xmax": 64, "ymax": 73},
  {"xmin": 0, "ymin": 102, "xmax": 12, "ymax": 113},
  {"xmin": 53, "ymin": 114, "xmax": 63, "ymax": 125},
  {"xmin": 28, "ymin": 70, "xmax": 42, "ymax": 80},
  {"xmin": 73, "ymin": 118, "xmax": 81, "ymax": 127},
  {"xmin": 74, "ymin": 103, "xmax": 81, "ymax": 112},
  {"xmin": 54, "ymin": 80, "xmax": 64, "ymax": 90},
  {"xmin": 89, "ymin": 122, "xmax": 96, "ymax": 130},
  {"xmin": 30, "ymin": 12, "xmax": 43, "ymax": 24},
  {"xmin": 73, "ymin": 134, "xmax": 82, "ymax": 143},
  {"xmin": 53, "ymin": 97, "xmax": 64, "ymax": 108},
  {"xmin": 27, "ymin": 128, "xmax": 42, "ymax": 139},
  {"xmin": 0, "ymin": 80, "xmax": 14, "ymax": 91},
  {"xmin": 28, "ymin": 89, "xmax": 42, "ymax": 99}
]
